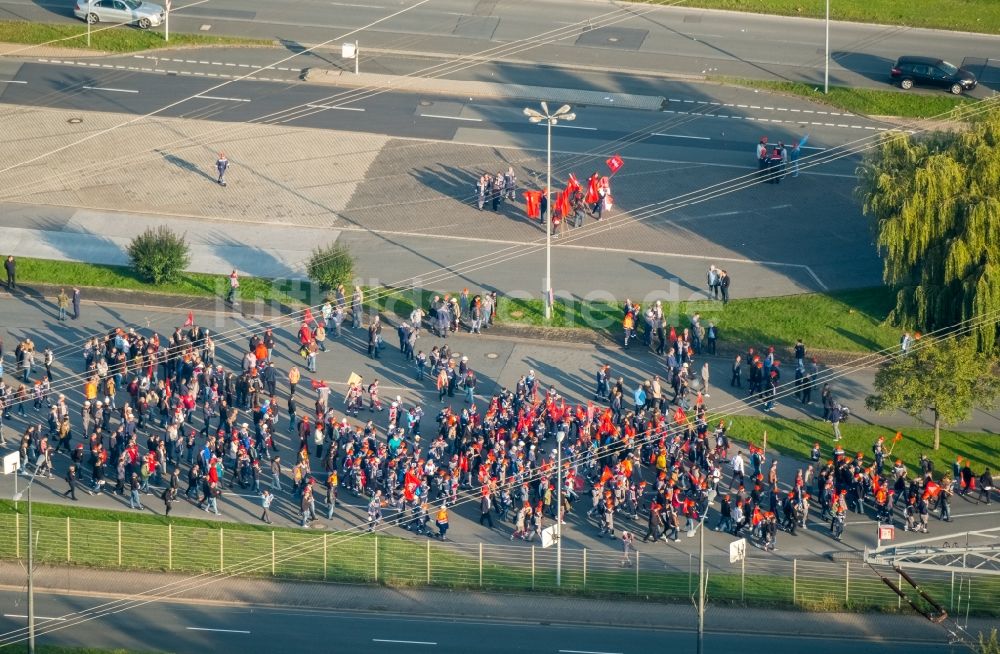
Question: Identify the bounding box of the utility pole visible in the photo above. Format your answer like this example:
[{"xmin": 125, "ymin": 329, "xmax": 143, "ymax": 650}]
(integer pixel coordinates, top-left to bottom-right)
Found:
[
  {"xmin": 697, "ymin": 517, "xmax": 705, "ymax": 654},
  {"xmin": 824, "ymin": 0, "xmax": 830, "ymax": 94}
]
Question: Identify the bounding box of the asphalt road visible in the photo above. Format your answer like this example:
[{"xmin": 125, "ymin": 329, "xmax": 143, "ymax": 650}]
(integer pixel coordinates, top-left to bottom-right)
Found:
[
  {"xmin": 2, "ymin": 0, "xmax": 998, "ymax": 95},
  {"xmin": 0, "ymin": 590, "xmax": 963, "ymax": 654},
  {"xmin": 0, "ymin": 60, "xmax": 866, "ymax": 176}
]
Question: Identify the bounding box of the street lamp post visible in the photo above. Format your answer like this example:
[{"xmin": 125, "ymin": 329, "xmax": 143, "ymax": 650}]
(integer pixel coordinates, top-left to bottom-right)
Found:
[
  {"xmin": 523, "ymin": 102, "xmax": 575, "ymax": 321},
  {"xmin": 14, "ymin": 466, "xmax": 39, "ymax": 654},
  {"xmin": 824, "ymin": 0, "xmax": 830, "ymax": 94},
  {"xmin": 555, "ymin": 429, "xmax": 565, "ymax": 586}
]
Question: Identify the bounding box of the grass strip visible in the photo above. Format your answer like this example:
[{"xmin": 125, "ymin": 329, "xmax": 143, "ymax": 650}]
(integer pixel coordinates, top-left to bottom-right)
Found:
[
  {"xmin": 724, "ymin": 415, "xmax": 996, "ymax": 480},
  {"xmin": 17, "ymin": 256, "xmax": 901, "ymax": 353},
  {"xmin": 16, "ymin": 257, "xmax": 298, "ymax": 305},
  {"xmin": 716, "ymin": 77, "xmax": 972, "ymax": 119},
  {"xmin": 635, "ymin": 0, "xmax": 1000, "ymax": 35},
  {"xmin": 0, "ymin": 19, "xmax": 271, "ymax": 53},
  {"xmin": 1, "ymin": 501, "xmax": 997, "ymax": 616}
]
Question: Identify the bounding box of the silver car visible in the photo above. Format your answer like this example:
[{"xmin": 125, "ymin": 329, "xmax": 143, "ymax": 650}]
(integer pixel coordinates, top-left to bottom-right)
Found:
[{"xmin": 73, "ymin": 0, "xmax": 165, "ymax": 29}]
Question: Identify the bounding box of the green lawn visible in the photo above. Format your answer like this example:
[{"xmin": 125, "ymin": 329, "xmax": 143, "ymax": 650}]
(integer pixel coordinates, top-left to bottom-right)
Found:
[
  {"xmin": 725, "ymin": 415, "xmax": 996, "ymax": 480},
  {"xmin": 641, "ymin": 0, "xmax": 1000, "ymax": 34},
  {"xmin": 716, "ymin": 78, "xmax": 972, "ymax": 119},
  {"xmin": 17, "ymin": 257, "xmax": 298, "ymax": 305},
  {"xmin": 16, "ymin": 255, "xmax": 901, "ymax": 354},
  {"xmin": 0, "ymin": 20, "xmax": 271, "ymax": 53},
  {"xmin": 494, "ymin": 287, "xmax": 900, "ymax": 353}
]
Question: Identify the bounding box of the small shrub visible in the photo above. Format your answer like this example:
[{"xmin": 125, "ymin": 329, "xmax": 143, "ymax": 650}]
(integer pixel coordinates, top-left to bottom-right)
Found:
[
  {"xmin": 306, "ymin": 242, "xmax": 354, "ymax": 291},
  {"xmin": 126, "ymin": 226, "xmax": 191, "ymax": 285}
]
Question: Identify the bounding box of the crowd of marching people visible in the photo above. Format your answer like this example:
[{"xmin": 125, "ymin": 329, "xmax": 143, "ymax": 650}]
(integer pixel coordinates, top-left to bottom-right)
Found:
[{"xmin": 0, "ymin": 288, "xmax": 994, "ymax": 559}]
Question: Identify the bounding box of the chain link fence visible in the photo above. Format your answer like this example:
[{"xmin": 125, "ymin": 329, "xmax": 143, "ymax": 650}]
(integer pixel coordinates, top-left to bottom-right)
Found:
[{"xmin": 2, "ymin": 511, "xmax": 996, "ymax": 616}]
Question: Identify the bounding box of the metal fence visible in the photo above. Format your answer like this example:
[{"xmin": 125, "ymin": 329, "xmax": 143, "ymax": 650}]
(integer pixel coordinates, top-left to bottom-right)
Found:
[{"xmin": 1, "ymin": 511, "xmax": 995, "ymax": 616}]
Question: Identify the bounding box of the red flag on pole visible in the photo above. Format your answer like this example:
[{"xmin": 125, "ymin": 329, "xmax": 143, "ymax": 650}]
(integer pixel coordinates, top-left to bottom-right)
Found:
[
  {"xmin": 567, "ymin": 173, "xmax": 581, "ymax": 193},
  {"xmin": 606, "ymin": 154, "xmax": 624, "ymax": 174},
  {"xmin": 183, "ymin": 311, "xmax": 194, "ymax": 327},
  {"xmin": 585, "ymin": 174, "xmax": 599, "ymax": 204},
  {"xmin": 523, "ymin": 190, "xmax": 542, "ymax": 219},
  {"xmin": 304, "ymin": 307, "xmax": 316, "ymax": 325},
  {"xmin": 557, "ymin": 188, "xmax": 572, "ymax": 219}
]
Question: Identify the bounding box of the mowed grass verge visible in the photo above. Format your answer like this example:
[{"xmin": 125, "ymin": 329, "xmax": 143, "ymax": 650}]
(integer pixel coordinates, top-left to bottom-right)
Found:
[
  {"xmin": 636, "ymin": 0, "xmax": 1000, "ymax": 34},
  {"xmin": 724, "ymin": 415, "xmax": 997, "ymax": 480},
  {"xmin": 1, "ymin": 499, "xmax": 998, "ymax": 617},
  {"xmin": 14, "ymin": 256, "xmax": 900, "ymax": 354},
  {"xmin": 0, "ymin": 20, "xmax": 271, "ymax": 53},
  {"xmin": 716, "ymin": 78, "xmax": 973, "ymax": 119},
  {"xmin": 16, "ymin": 257, "xmax": 299, "ymax": 305}
]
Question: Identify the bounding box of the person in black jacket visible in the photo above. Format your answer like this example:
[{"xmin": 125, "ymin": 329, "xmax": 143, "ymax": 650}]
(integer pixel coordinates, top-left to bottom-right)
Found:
[{"xmin": 4, "ymin": 255, "xmax": 15, "ymax": 291}]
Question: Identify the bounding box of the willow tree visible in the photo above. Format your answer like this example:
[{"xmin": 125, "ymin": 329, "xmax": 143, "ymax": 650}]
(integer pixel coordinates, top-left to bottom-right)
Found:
[{"xmin": 856, "ymin": 107, "xmax": 1000, "ymax": 350}]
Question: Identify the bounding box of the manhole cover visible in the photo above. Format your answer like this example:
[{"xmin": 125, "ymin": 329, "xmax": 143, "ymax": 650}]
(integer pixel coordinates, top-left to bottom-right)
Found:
[
  {"xmin": 485, "ymin": 352, "xmax": 499, "ymax": 359},
  {"xmin": 67, "ymin": 117, "xmax": 83, "ymax": 124}
]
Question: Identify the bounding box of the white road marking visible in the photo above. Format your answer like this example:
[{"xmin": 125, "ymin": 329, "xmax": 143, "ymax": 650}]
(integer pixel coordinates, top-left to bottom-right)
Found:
[
  {"xmin": 559, "ymin": 650, "xmax": 624, "ymax": 654},
  {"xmin": 421, "ymin": 113, "xmax": 482, "ymax": 122},
  {"xmin": 194, "ymin": 95, "xmax": 251, "ymax": 102},
  {"xmin": 4, "ymin": 614, "xmax": 66, "ymax": 621},
  {"xmin": 549, "ymin": 124, "xmax": 598, "ymax": 131},
  {"xmin": 0, "ymin": 80, "xmax": 27, "ymax": 84},
  {"xmin": 186, "ymin": 627, "xmax": 251, "ymax": 634},
  {"xmin": 651, "ymin": 132, "xmax": 710, "ymax": 140},
  {"xmin": 331, "ymin": 1, "xmax": 375, "ymax": 6},
  {"xmin": 82, "ymin": 86, "xmax": 138, "ymax": 94},
  {"xmin": 373, "ymin": 639, "xmax": 437, "ymax": 645},
  {"xmin": 307, "ymin": 104, "xmax": 366, "ymax": 112}
]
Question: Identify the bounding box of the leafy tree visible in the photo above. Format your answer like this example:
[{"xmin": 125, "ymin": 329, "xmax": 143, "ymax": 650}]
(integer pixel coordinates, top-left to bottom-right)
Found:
[
  {"xmin": 306, "ymin": 242, "xmax": 355, "ymax": 291},
  {"xmin": 856, "ymin": 107, "xmax": 1000, "ymax": 350},
  {"xmin": 126, "ymin": 226, "xmax": 190, "ymax": 285},
  {"xmin": 866, "ymin": 336, "xmax": 1000, "ymax": 450}
]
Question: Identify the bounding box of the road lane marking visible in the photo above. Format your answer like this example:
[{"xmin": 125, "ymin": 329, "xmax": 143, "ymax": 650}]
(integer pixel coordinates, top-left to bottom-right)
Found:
[
  {"xmin": 421, "ymin": 114, "xmax": 482, "ymax": 122},
  {"xmin": 0, "ymin": 80, "xmax": 26, "ymax": 84},
  {"xmin": 373, "ymin": 639, "xmax": 437, "ymax": 645},
  {"xmin": 82, "ymin": 86, "xmax": 138, "ymax": 94},
  {"xmin": 549, "ymin": 124, "xmax": 597, "ymax": 131},
  {"xmin": 4, "ymin": 614, "xmax": 66, "ymax": 621},
  {"xmin": 186, "ymin": 627, "xmax": 251, "ymax": 634},
  {"xmin": 195, "ymin": 95, "xmax": 251, "ymax": 102},
  {"xmin": 651, "ymin": 132, "xmax": 710, "ymax": 140},
  {"xmin": 307, "ymin": 104, "xmax": 366, "ymax": 112}
]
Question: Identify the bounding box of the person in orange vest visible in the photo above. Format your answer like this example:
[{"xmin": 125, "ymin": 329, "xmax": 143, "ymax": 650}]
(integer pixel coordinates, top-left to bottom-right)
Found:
[{"xmin": 435, "ymin": 503, "xmax": 449, "ymax": 540}]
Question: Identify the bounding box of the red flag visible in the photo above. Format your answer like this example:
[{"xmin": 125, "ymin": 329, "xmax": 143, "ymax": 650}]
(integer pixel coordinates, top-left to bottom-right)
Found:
[
  {"xmin": 606, "ymin": 154, "xmax": 624, "ymax": 174},
  {"xmin": 567, "ymin": 173, "xmax": 580, "ymax": 192},
  {"xmin": 183, "ymin": 311, "xmax": 194, "ymax": 327},
  {"xmin": 585, "ymin": 174, "xmax": 599, "ymax": 204},
  {"xmin": 523, "ymin": 190, "xmax": 542, "ymax": 219},
  {"xmin": 304, "ymin": 307, "xmax": 316, "ymax": 325},
  {"xmin": 557, "ymin": 189, "xmax": 571, "ymax": 219}
]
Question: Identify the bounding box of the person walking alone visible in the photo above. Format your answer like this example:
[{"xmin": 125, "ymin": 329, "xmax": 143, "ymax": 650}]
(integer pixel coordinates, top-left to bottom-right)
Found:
[
  {"xmin": 4, "ymin": 255, "xmax": 15, "ymax": 291},
  {"xmin": 216, "ymin": 153, "xmax": 229, "ymax": 186}
]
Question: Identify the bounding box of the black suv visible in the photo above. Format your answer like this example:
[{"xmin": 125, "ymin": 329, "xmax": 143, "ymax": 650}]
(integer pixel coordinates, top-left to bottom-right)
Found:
[{"xmin": 890, "ymin": 56, "xmax": 977, "ymax": 95}]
